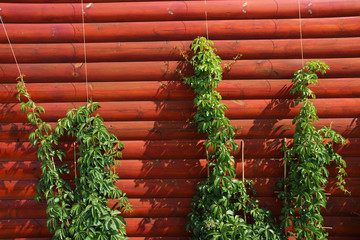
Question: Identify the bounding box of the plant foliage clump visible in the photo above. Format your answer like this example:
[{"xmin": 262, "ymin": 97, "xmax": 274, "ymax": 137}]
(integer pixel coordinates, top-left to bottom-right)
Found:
[
  {"xmin": 16, "ymin": 77, "xmax": 131, "ymax": 240},
  {"xmin": 278, "ymin": 61, "xmax": 349, "ymax": 239},
  {"xmin": 181, "ymin": 37, "xmax": 283, "ymax": 240}
]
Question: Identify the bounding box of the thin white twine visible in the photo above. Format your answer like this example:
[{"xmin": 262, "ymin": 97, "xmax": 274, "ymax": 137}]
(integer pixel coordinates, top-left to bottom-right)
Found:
[
  {"xmin": 206, "ymin": 148, "xmax": 210, "ymax": 177},
  {"xmin": 298, "ymin": 0, "xmax": 304, "ymax": 67},
  {"xmin": 241, "ymin": 140, "xmax": 245, "ymax": 182},
  {"xmin": 74, "ymin": 142, "xmax": 77, "ymax": 178},
  {"xmin": 0, "ymin": 16, "xmax": 22, "ymax": 77},
  {"xmin": 204, "ymin": 0, "xmax": 209, "ymax": 39},
  {"xmin": 81, "ymin": 0, "xmax": 89, "ymax": 101}
]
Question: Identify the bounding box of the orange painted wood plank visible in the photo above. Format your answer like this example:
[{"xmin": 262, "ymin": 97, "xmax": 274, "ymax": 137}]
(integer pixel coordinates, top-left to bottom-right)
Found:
[
  {"xmin": 257, "ymin": 197, "xmax": 360, "ymax": 217},
  {"xmin": 327, "ymin": 238, "xmax": 360, "ymax": 240},
  {"xmin": 0, "ymin": 216, "xmax": 359, "ymax": 238},
  {"xmin": 0, "ymin": 38, "xmax": 359, "ymax": 63},
  {"xmin": 128, "ymin": 238, "xmax": 189, "ymax": 240},
  {"xmin": 0, "ymin": 177, "xmax": 357, "ymax": 199},
  {"xmin": 1, "ymin": 138, "xmax": 360, "ymax": 161},
  {"xmin": 324, "ymin": 217, "xmax": 360, "ymax": 236},
  {"xmin": 0, "ymin": 217, "xmax": 190, "ymax": 238},
  {"xmin": 1, "ymin": 0, "xmax": 359, "ymax": 23},
  {"xmin": 0, "ymin": 17, "xmax": 359, "ymax": 43},
  {"xmin": 1, "ymin": 118, "xmax": 359, "ymax": 142},
  {"xmin": 0, "ymin": 198, "xmax": 192, "ymax": 219},
  {"xmin": 6, "ymin": 0, "xmax": 181, "ymax": 2},
  {"xmin": 0, "ymin": 238, "xmax": 190, "ymax": 240},
  {"xmin": 2, "ymin": 98, "xmax": 360, "ymax": 123},
  {"xmin": 1, "ymin": 238, "xmax": 360, "ymax": 240},
  {"xmin": 1, "ymin": 197, "xmax": 359, "ymax": 219},
  {"xmin": 0, "ymin": 157, "xmax": 359, "ymax": 180},
  {"xmin": 0, "ymin": 58, "xmax": 358, "ymax": 83},
  {"xmin": 2, "ymin": 78, "xmax": 360, "ymax": 103}
]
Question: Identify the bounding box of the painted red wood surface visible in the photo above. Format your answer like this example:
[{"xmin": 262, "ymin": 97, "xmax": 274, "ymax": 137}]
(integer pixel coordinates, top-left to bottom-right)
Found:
[
  {"xmin": 0, "ymin": 58, "xmax": 359, "ymax": 83},
  {"xmin": 1, "ymin": 217, "xmax": 360, "ymax": 238},
  {"xmin": 2, "ymin": 78, "xmax": 360, "ymax": 102},
  {"xmin": 0, "ymin": 38, "xmax": 359, "ymax": 63},
  {"xmin": 0, "ymin": 17, "xmax": 359, "ymax": 43},
  {"xmin": 0, "ymin": 0, "xmax": 359, "ymax": 23},
  {"xmin": 0, "ymin": 0, "xmax": 359, "ymax": 239},
  {"xmin": 2, "ymin": 98, "xmax": 360, "ymax": 123},
  {"xmin": 1, "ymin": 118, "xmax": 360, "ymax": 141}
]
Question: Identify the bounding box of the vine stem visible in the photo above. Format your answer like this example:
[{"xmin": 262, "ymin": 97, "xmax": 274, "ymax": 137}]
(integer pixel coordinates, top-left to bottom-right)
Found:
[{"xmin": 240, "ymin": 139, "xmax": 246, "ymax": 223}]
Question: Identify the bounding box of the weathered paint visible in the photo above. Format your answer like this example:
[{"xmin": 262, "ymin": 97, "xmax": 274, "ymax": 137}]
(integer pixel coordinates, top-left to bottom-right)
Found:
[{"xmin": 0, "ymin": 0, "xmax": 359, "ymax": 239}]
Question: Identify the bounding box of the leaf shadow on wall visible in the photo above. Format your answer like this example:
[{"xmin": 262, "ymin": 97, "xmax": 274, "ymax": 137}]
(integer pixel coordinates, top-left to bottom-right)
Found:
[{"xmin": 131, "ymin": 68, "xmax": 206, "ymax": 238}]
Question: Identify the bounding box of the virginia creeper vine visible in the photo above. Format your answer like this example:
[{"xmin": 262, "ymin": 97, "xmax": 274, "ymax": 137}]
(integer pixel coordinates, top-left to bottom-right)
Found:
[
  {"xmin": 278, "ymin": 61, "xmax": 349, "ymax": 239},
  {"xmin": 180, "ymin": 37, "xmax": 283, "ymax": 239},
  {"xmin": 16, "ymin": 76, "xmax": 131, "ymax": 240}
]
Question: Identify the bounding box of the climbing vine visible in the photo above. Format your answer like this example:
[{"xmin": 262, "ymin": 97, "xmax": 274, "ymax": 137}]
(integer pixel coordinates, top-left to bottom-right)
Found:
[
  {"xmin": 179, "ymin": 37, "xmax": 283, "ymax": 239},
  {"xmin": 16, "ymin": 76, "xmax": 131, "ymax": 240},
  {"xmin": 278, "ymin": 61, "xmax": 349, "ymax": 239}
]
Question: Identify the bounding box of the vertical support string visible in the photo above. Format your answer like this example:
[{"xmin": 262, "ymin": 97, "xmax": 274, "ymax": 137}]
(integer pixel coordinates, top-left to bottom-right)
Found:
[
  {"xmin": 74, "ymin": 142, "xmax": 77, "ymax": 179},
  {"xmin": 283, "ymin": 138, "xmax": 288, "ymax": 236},
  {"xmin": 298, "ymin": 0, "xmax": 305, "ymax": 67},
  {"xmin": 81, "ymin": 0, "xmax": 89, "ymax": 102},
  {"xmin": 206, "ymin": 148, "xmax": 210, "ymax": 177},
  {"xmin": 204, "ymin": 0, "xmax": 209, "ymax": 40},
  {"xmin": 0, "ymin": 16, "xmax": 22, "ymax": 78},
  {"xmin": 241, "ymin": 140, "xmax": 245, "ymax": 182}
]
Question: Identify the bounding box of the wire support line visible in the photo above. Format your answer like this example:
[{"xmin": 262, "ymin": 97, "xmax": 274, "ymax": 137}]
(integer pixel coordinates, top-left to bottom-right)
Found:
[
  {"xmin": 241, "ymin": 140, "xmax": 245, "ymax": 182},
  {"xmin": 283, "ymin": 138, "xmax": 288, "ymax": 236},
  {"xmin": 0, "ymin": 16, "xmax": 22, "ymax": 77},
  {"xmin": 81, "ymin": 0, "xmax": 89, "ymax": 102},
  {"xmin": 204, "ymin": 0, "xmax": 209, "ymax": 40},
  {"xmin": 298, "ymin": 0, "xmax": 305, "ymax": 67}
]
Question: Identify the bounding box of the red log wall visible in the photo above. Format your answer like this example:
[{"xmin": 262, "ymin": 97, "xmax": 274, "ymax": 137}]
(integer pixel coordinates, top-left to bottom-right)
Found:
[{"xmin": 0, "ymin": 0, "xmax": 359, "ymax": 239}]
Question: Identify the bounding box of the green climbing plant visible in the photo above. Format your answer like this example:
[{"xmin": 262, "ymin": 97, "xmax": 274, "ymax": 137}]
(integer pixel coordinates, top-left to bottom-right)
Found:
[
  {"xmin": 179, "ymin": 37, "xmax": 283, "ymax": 239},
  {"xmin": 278, "ymin": 60, "xmax": 350, "ymax": 239},
  {"xmin": 16, "ymin": 76, "xmax": 131, "ymax": 240}
]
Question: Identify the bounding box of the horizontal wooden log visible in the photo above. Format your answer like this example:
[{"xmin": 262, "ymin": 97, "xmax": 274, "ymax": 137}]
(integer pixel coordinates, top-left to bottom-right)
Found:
[
  {"xmin": 0, "ymin": 238, "xmax": 189, "ymax": 240},
  {"xmin": 1, "ymin": 0, "xmax": 359, "ymax": 23},
  {"xmin": 1, "ymin": 38, "xmax": 359, "ymax": 63},
  {"xmin": 0, "ymin": 198, "xmax": 192, "ymax": 219},
  {"xmin": 4, "ymin": 0, "xmax": 172, "ymax": 2},
  {"xmin": 0, "ymin": 217, "xmax": 190, "ymax": 238},
  {"xmin": 1, "ymin": 196, "xmax": 359, "ymax": 219},
  {"xmin": 1, "ymin": 238, "xmax": 360, "ymax": 240},
  {"xmin": 0, "ymin": 17, "xmax": 359, "ymax": 43},
  {"xmin": 1, "ymin": 118, "xmax": 359, "ymax": 142},
  {"xmin": 1, "ymin": 237, "xmax": 359, "ymax": 240},
  {"xmin": 0, "ymin": 58, "xmax": 358, "ymax": 83},
  {"xmin": 0, "ymin": 238, "xmax": 190, "ymax": 240},
  {"xmin": 3, "ymin": 78, "xmax": 360, "ymax": 103},
  {"xmin": 0, "ymin": 157, "xmax": 359, "ymax": 180},
  {"xmin": 1, "ymin": 138, "xmax": 360, "ymax": 161},
  {"xmin": 0, "ymin": 216, "xmax": 359, "ymax": 238},
  {"xmin": 3, "ymin": 238, "xmax": 360, "ymax": 240},
  {"xmin": 2, "ymin": 98, "xmax": 360, "ymax": 123},
  {"xmin": 0, "ymin": 177, "xmax": 357, "ymax": 199},
  {"xmin": 127, "ymin": 238, "xmax": 188, "ymax": 240}
]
